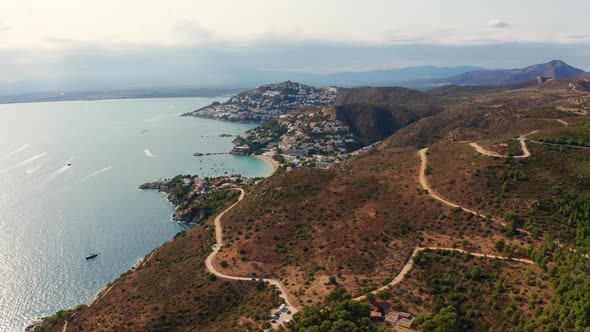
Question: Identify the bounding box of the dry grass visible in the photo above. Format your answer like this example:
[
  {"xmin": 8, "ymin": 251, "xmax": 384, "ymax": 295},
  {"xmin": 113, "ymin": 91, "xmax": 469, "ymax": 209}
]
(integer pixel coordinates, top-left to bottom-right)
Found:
[{"xmin": 213, "ymin": 145, "xmax": 512, "ymax": 307}]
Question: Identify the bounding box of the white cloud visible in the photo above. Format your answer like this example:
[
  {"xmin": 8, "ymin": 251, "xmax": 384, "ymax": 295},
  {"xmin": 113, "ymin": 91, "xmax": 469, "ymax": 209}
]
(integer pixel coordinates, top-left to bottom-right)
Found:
[
  {"xmin": 0, "ymin": 21, "xmax": 10, "ymax": 33},
  {"xmin": 172, "ymin": 19, "xmax": 213, "ymax": 44},
  {"xmin": 488, "ymin": 19, "xmax": 509, "ymax": 28}
]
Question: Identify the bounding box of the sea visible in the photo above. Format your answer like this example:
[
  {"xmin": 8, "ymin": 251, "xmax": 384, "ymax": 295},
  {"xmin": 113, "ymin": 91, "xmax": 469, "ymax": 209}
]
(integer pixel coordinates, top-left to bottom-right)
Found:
[{"xmin": 0, "ymin": 97, "xmax": 271, "ymax": 331}]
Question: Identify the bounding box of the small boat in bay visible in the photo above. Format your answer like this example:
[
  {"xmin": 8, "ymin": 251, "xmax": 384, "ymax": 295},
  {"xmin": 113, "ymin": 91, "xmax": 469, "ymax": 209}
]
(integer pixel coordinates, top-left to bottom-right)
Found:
[{"xmin": 85, "ymin": 252, "xmax": 99, "ymax": 260}]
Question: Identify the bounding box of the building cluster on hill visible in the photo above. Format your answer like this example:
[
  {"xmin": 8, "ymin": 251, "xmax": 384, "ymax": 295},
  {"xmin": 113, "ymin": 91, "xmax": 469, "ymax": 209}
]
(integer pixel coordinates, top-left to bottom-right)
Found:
[
  {"xmin": 182, "ymin": 81, "xmax": 339, "ymax": 122},
  {"xmin": 232, "ymin": 108, "xmax": 365, "ymax": 169}
]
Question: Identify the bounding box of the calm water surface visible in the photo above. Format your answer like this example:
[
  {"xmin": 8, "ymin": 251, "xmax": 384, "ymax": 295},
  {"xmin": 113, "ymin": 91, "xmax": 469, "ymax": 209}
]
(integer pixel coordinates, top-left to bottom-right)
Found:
[{"xmin": 0, "ymin": 97, "xmax": 271, "ymax": 331}]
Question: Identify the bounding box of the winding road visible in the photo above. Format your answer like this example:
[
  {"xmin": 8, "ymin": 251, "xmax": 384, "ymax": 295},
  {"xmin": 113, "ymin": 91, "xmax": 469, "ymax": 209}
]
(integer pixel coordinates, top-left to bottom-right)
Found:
[
  {"xmin": 204, "ymin": 188, "xmax": 298, "ymax": 326},
  {"xmin": 205, "ymin": 138, "xmax": 544, "ymax": 308},
  {"xmin": 467, "ymin": 131, "xmax": 537, "ymax": 159},
  {"xmin": 418, "ymin": 149, "xmax": 483, "ymax": 217},
  {"xmin": 353, "ymin": 247, "xmax": 534, "ymax": 301},
  {"xmin": 418, "ymin": 147, "xmax": 532, "ymax": 235},
  {"xmin": 350, "ymin": 149, "xmax": 538, "ymax": 301},
  {"xmin": 63, "ymin": 120, "xmax": 579, "ymax": 332}
]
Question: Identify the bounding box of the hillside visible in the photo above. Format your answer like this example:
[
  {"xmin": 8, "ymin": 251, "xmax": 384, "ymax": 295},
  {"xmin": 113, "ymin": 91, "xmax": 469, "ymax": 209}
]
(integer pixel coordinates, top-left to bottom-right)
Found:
[
  {"xmin": 43, "ymin": 77, "xmax": 590, "ymax": 331},
  {"xmin": 213, "ymin": 77, "xmax": 590, "ymax": 329},
  {"xmin": 35, "ymin": 195, "xmax": 281, "ymax": 332},
  {"xmin": 182, "ymin": 81, "xmax": 338, "ymax": 122},
  {"xmin": 335, "ymin": 103, "xmax": 442, "ymax": 145},
  {"xmin": 406, "ymin": 60, "xmax": 588, "ymax": 89},
  {"xmin": 230, "ymin": 86, "xmax": 443, "ymax": 169},
  {"xmin": 334, "ymin": 86, "xmax": 436, "ymax": 105}
]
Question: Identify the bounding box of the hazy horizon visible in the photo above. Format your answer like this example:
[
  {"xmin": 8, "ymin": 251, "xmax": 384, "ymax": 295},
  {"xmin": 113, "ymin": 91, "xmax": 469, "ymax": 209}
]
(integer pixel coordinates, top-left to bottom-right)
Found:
[{"xmin": 1, "ymin": 0, "xmax": 589, "ymax": 93}]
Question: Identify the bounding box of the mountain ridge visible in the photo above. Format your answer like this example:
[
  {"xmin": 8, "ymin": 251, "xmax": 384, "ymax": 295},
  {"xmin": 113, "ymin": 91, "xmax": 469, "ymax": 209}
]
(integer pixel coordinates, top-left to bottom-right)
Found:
[{"xmin": 404, "ymin": 60, "xmax": 588, "ymax": 88}]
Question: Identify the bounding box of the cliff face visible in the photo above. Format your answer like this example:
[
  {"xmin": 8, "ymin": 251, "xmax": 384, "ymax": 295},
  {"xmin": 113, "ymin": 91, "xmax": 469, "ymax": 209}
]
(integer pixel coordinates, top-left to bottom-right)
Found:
[{"xmin": 335, "ymin": 102, "xmax": 443, "ymax": 145}]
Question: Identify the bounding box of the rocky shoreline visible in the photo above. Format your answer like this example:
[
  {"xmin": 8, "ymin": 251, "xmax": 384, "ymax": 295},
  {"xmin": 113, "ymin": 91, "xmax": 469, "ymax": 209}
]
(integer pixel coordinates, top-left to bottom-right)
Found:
[{"xmin": 139, "ymin": 175, "xmax": 255, "ymax": 224}]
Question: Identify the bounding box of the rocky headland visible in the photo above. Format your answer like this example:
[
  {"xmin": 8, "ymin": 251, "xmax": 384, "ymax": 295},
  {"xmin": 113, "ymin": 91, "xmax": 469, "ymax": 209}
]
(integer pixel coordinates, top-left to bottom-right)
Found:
[{"xmin": 139, "ymin": 175, "xmax": 254, "ymax": 224}]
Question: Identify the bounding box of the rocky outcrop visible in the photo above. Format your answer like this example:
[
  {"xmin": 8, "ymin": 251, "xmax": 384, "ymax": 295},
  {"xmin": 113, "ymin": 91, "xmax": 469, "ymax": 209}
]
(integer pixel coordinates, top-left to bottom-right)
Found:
[
  {"xmin": 139, "ymin": 180, "xmax": 170, "ymax": 192},
  {"xmin": 140, "ymin": 176, "xmax": 245, "ymax": 224},
  {"xmin": 231, "ymin": 145, "xmax": 251, "ymax": 156},
  {"xmin": 24, "ymin": 318, "xmax": 44, "ymax": 331},
  {"xmin": 139, "ymin": 180, "xmax": 180, "ymax": 205}
]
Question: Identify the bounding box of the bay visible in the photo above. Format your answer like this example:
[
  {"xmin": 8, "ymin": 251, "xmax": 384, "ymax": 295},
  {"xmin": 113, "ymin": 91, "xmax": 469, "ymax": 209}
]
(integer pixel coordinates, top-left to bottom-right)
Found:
[{"xmin": 0, "ymin": 97, "xmax": 270, "ymax": 331}]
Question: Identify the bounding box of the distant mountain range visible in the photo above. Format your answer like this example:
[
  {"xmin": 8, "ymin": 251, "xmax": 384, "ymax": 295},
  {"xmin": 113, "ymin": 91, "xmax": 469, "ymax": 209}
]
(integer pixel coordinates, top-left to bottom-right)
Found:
[
  {"xmin": 292, "ymin": 65, "xmax": 484, "ymax": 87},
  {"xmin": 1, "ymin": 61, "xmax": 587, "ymax": 104},
  {"xmin": 403, "ymin": 60, "xmax": 588, "ymax": 89}
]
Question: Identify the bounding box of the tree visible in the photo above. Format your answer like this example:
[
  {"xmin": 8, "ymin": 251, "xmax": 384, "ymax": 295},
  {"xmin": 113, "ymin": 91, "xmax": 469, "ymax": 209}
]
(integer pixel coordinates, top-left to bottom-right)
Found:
[
  {"xmin": 421, "ymin": 306, "xmax": 461, "ymax": 332},
  {"xmin": 377, "ymin": 290, "xmax": 391, "ymax": 300},
  {"xmin": 293, "ymin": 289, "xmax": 372, "ymax": 331},
  {"xmin": 494, "ymin": 239, "xmax": 505, "ymax": 252},
  {"xmin": 329, "ymin": 276, "xmax": 337, "ymax": 285}
]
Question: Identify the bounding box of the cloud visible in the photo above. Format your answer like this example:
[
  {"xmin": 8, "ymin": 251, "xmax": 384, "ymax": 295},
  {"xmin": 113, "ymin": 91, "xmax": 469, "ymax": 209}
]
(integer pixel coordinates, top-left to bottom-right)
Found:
[
  {"xmin": 0, "ymin": 21, "xmax": 10, "ymax": 33},
  {"xmin": 487, "ymin": 19, "xmax": 509, "ymax": 28},
  {"xmin": 172, "ymin": 19, "xmax": 213, "ymax": 44},
  {"xmin": 1, "ymin": 37, "xmax": 590, "ymax": 94}
]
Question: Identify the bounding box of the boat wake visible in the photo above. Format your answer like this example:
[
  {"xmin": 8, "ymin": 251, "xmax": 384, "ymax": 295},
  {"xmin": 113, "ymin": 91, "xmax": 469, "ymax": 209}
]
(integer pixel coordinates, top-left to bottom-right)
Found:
[
  {"xmin": 144, "ymin": 149, "xmax": 159, "ymax": 158},
  {"xmin": 46, "ymin": 165, "xmax": 72, "ymax": 182},
  {"xmin": 1, "ymin": 152, "xmax": 48, "ymax": 173},
  {"xmin": 78, "ymin": 166, "xmax": 112, "ymax": 183},
  {"xmin": 24, "ymin": 165, "xmax": 43, "ymax": 175},
  {"xmin": 6, "ymin": 144, "xmax": 30, "ymax": 157}
]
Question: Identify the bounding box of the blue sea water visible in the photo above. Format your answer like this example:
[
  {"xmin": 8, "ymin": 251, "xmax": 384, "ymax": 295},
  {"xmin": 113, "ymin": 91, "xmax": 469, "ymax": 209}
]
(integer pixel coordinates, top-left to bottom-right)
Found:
[{"xmin": 0, "ymin": 97, "xmax": 271, "ymax": 331}]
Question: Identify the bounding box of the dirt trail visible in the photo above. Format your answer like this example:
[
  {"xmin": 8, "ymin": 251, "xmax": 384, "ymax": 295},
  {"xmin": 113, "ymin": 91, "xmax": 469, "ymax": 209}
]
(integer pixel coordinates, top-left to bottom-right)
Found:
[
  {"xmin": 353, "ymin": 247, "xmax": 534, "ymax": 301},
  {"xmin": 204, "ymin": 188, "xmax": 298, "ymax": 324},
  {"xmin": 468, "ymin": 130, "xmax": 537, "ymax": 159},
  {"xmin": 418, "ymin": 148, "xmax": 531, "ymax": 236},
  {"xmin": 556, "ymin": 119, "xmax": 569, "ymax": 127},
  {"xmin": 529, "ymin": 140, "xmax": 590, "ymax": 150},
  {"xmin": 418, "ymin": 148, "xmax": 484, "ymax": 217}
]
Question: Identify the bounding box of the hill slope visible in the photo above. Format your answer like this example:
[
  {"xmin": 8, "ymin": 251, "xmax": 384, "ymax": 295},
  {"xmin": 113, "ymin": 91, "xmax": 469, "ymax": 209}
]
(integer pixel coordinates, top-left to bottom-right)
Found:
[
  {"xmin": 405, "ymin": 60, "xmax": 587, "ymax": 88},
  {"xmin": 42, "ymin": 77, "xmax": 590, "ymax": 331}
]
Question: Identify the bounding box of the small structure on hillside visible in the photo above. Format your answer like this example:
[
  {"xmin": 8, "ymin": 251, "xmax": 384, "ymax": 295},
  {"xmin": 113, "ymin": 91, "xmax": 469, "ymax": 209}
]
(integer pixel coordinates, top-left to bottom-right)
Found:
[
  {"xmin": 385, "ymin": 311, "xmax": 415, "ymax": 328},
  {"xmin": 369, "ymin": 311, "xmax": 384, "ymax": 321}
]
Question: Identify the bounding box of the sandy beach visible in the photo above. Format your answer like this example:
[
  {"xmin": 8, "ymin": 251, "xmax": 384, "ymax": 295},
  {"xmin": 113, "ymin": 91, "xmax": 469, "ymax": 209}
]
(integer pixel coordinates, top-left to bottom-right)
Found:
[{"xmin": 253, "ymin": 154, "xmax": 279, "ymax": 174}]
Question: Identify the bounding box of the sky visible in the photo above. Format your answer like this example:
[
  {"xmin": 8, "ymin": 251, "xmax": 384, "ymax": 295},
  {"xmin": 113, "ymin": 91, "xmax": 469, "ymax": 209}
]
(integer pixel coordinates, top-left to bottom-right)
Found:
[{"xmin": 1, "ymin": 0, "xmax": 590, "ymax": 92}]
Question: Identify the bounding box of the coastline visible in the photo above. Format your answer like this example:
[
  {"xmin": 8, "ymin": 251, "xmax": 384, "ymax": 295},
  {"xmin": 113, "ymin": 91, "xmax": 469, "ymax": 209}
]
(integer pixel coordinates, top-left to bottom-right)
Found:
[
  {"xmin": 252, "ymin": 154, "xmax": 279, "ymax": 175},
  {"xmin": 19, "ymin": 99, "xmax": 265, "ymax": 331}
]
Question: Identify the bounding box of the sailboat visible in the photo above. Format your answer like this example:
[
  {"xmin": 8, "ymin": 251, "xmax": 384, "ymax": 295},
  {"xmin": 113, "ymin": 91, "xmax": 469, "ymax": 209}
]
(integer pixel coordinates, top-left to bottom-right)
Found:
[{"xmin": 85, "ymin": 221, "xmax": 99, "ymax": 260}]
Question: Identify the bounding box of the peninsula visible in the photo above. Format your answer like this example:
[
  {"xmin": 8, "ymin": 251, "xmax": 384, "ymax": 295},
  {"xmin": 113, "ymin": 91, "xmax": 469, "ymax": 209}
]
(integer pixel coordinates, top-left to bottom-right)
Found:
[{"xmin": 181, "ymin": 81, "xmax": 338, "ymax": 122}]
